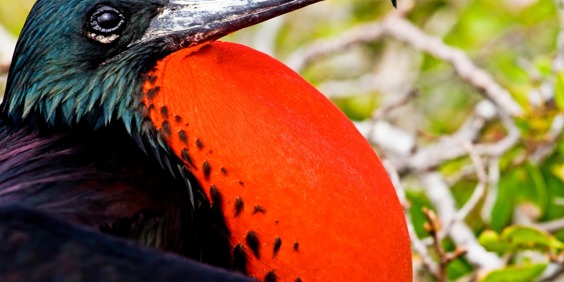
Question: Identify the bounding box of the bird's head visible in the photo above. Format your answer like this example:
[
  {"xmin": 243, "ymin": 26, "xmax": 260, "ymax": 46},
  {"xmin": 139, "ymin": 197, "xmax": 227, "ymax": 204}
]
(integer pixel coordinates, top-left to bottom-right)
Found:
[{"xmin": 2, "ymin": 0, "xmax": 321, "ymax": 129}]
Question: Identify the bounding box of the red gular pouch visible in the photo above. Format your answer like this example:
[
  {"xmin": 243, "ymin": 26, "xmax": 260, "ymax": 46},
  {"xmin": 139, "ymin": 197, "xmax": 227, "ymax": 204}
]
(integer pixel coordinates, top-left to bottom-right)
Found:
[{"xmin": 142, "ymin": 41, "xmax": 412, "ymax": 282}]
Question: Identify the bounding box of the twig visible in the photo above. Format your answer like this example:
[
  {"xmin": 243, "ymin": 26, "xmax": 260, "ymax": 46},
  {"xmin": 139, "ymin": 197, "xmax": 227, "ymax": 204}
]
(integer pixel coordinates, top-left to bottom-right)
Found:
[
  {"xmin": 481, "ymin": 157, "xmax": 500, "ymax": 224},
  {"xmin": 407, "ymin": 102, "xmax": 518, "ymax": 173},
  {"xmin": 316, "ymin": 74, "xmax": 387, "ymax": 99},
  {"xmin": 383, "ymin": 159, "xmax": 440, "ymax": 275},
  {"xmin": 382, "ymin": 159, "xmax": 408, "ymax": 207},
  {"xmin": 423, "ymin": 207, "xmax": 447, "ymax": 281},
  {"xmin": 356, "ymin": 98, "xmax": 519, "ymax": 176},
  {"xmin": 355, "ymin": 120, "xmax": 416, "ymax": 157},
  {"xmin": 423, "ymin": 207, "xmax": 468, "ymax": 281},
  {"xmin": 286, "ymin": 20, "xmax": 387, "ymax": 71},
  {"xmin": 537, "ymin": 216, "xmax": 564, "ymax": 233},
  {"xmin": 454, "ymin": 141, "xmax": 488, "ymax": 222},
  {"xmin": 381, "ymin": 16, "xmax": 524, "ymax": 117},
  {"xmin": 422, "ymin": 172, "xmax": 503, "ymax": 272},
  {"xmin": 287, "ymin": 15, "xmax": 524, "ymax": 117},
  {"xmin": 372, "ymin": 89, "xmax": 418, "ymax": 121}
]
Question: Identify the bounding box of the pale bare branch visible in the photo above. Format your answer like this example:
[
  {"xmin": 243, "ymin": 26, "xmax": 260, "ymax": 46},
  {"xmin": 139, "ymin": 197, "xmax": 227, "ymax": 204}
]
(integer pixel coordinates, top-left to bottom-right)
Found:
[
  {"xmin": 422, "ymin": 172, "xmax": 503, "ymax": 272},
  {"xmin": 288, "ymin": 15, "xmax": 524, "ymax": 117}
]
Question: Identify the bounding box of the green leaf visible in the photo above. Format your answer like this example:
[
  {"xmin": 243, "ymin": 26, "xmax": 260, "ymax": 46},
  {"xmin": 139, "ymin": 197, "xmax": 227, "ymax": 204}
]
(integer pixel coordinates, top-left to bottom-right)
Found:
[
  {"xmin": 482, "ymin": 264, "xmax": 547, "ymax": 282},
  {"xmin": 526, "ymin": 163, "xmax": 549, "ymax": 216},
  {"xmin": 550, "ymin": 163, "xmax": 564, "ymax": 183},
  {"xmin": 501, "ymin": 225, "xmax": 564, "ymax": 252},
  {"xmin": 406, "ymin": 191, "xmax": 432, "ymax": 238},
  {"xmin": 555, "ymin": 71, "xmax": 564, "ymax": 111},
  {"xmin": 478, "ymin": 230, "xmax": 507, "ymax": 254},
  {"xmin": 479, "ymin": 226, "xmax": 564, "ymax": 255},
  {"xmin": 333, "ymin": 95, "xmax": 378, "ymax": 121}
]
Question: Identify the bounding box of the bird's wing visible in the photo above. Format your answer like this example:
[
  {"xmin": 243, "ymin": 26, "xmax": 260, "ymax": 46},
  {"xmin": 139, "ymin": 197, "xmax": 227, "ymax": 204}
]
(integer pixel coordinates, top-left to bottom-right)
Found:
[{"xmin": 0, "ymin": 205, "xmax": 254, "ymax": 282}]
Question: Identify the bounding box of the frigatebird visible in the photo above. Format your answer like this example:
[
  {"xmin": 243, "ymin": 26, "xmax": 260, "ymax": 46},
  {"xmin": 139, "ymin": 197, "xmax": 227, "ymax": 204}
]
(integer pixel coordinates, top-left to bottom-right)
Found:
[{"xmin": 0, "ymin": 0, "xmax": 410, "ymax": 281}]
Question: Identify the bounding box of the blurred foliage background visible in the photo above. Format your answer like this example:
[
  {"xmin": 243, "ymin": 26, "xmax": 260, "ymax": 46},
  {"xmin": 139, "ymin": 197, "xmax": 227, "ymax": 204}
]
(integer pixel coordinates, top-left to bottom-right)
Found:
[{"xmin": 1, "ymin": 0, "xmax": 564, "ymax": 281}]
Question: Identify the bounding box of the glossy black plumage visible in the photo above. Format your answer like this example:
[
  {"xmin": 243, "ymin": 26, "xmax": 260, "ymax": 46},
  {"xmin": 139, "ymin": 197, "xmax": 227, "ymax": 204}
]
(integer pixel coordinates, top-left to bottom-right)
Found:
[
  {"xmin": 0, "ymin": 205, "xmax": 252, "ymax": 282},
  {"xmin": 0, "ymin": 119, "xmax": 234, "ymax": 276}
]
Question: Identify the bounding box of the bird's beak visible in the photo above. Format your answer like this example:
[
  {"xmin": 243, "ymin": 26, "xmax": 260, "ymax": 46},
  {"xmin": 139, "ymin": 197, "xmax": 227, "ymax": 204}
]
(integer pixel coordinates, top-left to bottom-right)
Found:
[{"xmin": 138, "ymin": 0, "xmax": 323, "ymax": 49}]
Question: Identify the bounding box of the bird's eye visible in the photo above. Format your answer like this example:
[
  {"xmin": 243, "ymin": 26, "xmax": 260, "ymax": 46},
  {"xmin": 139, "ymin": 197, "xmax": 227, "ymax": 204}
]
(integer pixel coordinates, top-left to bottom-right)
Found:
[{"xmin": 86, "ymin": 6, "xmax": 125, "ymax": 44}]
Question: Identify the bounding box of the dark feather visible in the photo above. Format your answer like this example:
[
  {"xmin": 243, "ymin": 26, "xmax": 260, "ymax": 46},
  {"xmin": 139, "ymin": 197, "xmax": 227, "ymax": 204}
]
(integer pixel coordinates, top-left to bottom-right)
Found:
[
  {"xmin": 0, "ymin": 118, "xmax": 233, "ymax": 271},
  {"xmin": 0, "ymin": 205, "xmax": 253, "ymax": 282}
]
